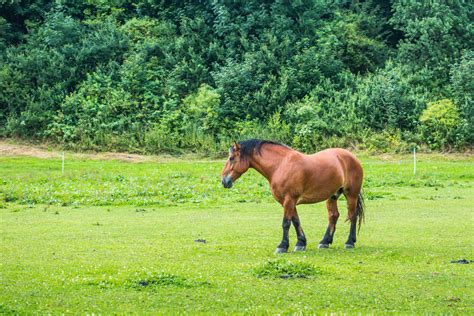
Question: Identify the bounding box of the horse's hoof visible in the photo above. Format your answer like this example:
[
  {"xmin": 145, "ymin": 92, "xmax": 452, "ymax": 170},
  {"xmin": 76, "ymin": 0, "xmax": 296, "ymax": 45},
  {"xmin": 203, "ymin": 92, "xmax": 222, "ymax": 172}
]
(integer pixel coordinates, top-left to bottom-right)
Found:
[
  {"xmin": 275, "ymin": 247, "xmax": 288, "ymax": 254},
  {"xmin": 344, "ymin": 244, "xmax": 355, "ymax": 249},
  {"xmin": 293, "ymin": 245, "xmax": 306, "ymax": 252},
  {"xmin": 318, "ymin": 244, "xmax": 329, "ymax": 249}
]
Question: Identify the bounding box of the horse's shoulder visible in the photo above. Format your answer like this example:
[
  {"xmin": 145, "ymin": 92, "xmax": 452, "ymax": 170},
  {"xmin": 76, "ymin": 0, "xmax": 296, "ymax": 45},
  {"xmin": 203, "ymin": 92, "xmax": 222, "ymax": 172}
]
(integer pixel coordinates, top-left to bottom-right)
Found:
[
  {"xmin": 287, "ymin": 150, "xmax": 306, "ymax": 161},
  {"xmin": 274, "ymin": 151, "xmax": 305, "ymax": 174}
]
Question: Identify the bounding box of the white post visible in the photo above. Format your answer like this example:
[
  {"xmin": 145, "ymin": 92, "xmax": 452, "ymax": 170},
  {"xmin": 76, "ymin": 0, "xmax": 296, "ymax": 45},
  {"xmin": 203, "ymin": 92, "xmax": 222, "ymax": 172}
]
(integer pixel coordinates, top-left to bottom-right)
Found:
[
  {"xmin": 62, "ymin": 152, "xmax": 65, "ymax": 175},
  {"xmin": 413, "ymin": 147, "xmax": 416, "ymax": 175}
]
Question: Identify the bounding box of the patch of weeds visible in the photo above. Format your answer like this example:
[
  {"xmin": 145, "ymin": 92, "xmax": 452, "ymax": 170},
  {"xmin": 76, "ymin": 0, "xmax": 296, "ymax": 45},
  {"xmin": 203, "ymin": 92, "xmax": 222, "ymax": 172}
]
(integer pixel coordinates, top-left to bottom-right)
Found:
[
  {"xmin": 135, "ymin": 208, "xmax": 146, "ymax": 212},
  {"xmin": 170, "ymin": 172, "xmax": 189, "ymax": 179},
  {"xmin": 0, "ymin": 303, "xmax": 18, "ymax": 314},
  {"xmin": 126, "ymin": 273, "xmax": 209, "ymax": 289},
  {"xmin": 366, "ymin": 191, "xmax": 392, "ymax": 200},
  {"xmin": 4, "ymin": 193, "xmax": 18, "ymax": 203},
  {"xmin": 84, "ymin": 280, "xmax": 115, "ymax": 289},
  {"xmin": 423, "ymin": 180, "xmax": 443, "ymax": 188},
  {"xmin": 425, "ymin": 195, "xmax": 442, "ymax": 200},
  {"xmin": 253, "ymin": 259, "xmax": 321, "ymax": 279},
  {"xmin": 83, "ymin": 272, "xmax": 210, "ymax": 290}
]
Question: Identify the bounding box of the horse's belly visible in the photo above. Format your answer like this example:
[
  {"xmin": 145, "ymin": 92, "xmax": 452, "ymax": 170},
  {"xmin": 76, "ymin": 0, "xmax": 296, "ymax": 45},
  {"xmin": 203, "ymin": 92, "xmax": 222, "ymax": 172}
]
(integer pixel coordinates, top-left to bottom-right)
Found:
[
  {"xmin": 296, "ymin": 195, "xmax": 327, "ymax": 205},
  {"xmin": 296, "ymin": 182, "xmax": 340, "ymax": 204}
]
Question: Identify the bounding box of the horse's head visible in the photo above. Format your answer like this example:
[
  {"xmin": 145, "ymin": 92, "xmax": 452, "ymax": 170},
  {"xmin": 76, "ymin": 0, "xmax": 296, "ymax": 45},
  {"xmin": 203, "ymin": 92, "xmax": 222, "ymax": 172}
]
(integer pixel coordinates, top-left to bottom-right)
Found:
[{"xmin": 221, "ymin": 141, "xmax": 250, "ymax": 189}]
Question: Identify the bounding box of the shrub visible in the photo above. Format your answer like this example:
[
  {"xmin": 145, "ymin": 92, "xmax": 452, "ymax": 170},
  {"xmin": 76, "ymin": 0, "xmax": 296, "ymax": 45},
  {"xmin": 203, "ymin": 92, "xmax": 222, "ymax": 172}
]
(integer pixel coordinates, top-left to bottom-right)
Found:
[
  {"xmin": 182, "ymin": 84, "xmax": 221, "ymax": 135},
  {"xmin": 362, "ymin": 129, "xmax": 419, "ymax": 153},
  {"xmin": 355, "ymin": 62, "xmax": 428, "ymax": 131},
  {"xmin": 419, "ymin": 99, "xmax": 462, "ymax": 150}
]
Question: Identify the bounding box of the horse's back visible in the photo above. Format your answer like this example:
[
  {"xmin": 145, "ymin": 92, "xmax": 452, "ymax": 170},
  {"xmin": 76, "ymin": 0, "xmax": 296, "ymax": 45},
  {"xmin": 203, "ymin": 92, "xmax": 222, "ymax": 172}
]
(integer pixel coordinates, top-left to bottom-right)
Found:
[
  {"xmin": 308, "ymin": 148, "xmax": 363, "ymax": 195},
  {"xmin": 310, "ymin": 148, "xmax": 361, "ymax": 170}
]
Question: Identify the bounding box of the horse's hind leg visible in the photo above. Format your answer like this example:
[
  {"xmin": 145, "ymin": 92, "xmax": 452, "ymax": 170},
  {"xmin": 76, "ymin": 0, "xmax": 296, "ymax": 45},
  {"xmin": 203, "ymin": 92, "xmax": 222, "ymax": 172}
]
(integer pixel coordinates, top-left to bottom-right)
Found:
[
  {"xmin": 318, "ymin": 198, "xmax": 340, "ymax": 248},
  {"xmin": 345, "ymin": 195, "xmax": 358, "ymax": 248}
]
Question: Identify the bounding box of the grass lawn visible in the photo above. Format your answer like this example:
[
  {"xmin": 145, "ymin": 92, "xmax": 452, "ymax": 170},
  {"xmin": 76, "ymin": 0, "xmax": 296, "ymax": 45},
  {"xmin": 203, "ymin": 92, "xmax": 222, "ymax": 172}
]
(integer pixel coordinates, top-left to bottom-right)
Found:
[{"xmin": 1, "ymin": 152, "xmax": 473, "ymax": 313}]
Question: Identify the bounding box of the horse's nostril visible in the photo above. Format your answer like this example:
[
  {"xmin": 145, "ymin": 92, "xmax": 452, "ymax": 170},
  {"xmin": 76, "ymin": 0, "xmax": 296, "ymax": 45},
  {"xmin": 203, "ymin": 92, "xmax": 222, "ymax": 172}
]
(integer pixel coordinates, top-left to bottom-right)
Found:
[{"xmin": 221, "ymin": 176, "xmax": 232, "ymax": 188}]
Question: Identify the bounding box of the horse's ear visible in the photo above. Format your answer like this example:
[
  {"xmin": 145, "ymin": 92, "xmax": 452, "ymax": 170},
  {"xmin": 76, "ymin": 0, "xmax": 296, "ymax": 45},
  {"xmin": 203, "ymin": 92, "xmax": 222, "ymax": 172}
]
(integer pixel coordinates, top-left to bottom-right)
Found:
[{"xmin": 233, "ymin": 141, "xmax": 240, "ymax": 151}]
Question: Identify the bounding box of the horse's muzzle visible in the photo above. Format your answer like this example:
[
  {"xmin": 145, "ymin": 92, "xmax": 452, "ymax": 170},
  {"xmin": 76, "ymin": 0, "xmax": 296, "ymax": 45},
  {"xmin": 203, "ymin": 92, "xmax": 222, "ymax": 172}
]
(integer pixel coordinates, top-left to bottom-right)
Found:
[{"xmin": 221, "ymin": 175, "xmax": 233, "ymax": 188}]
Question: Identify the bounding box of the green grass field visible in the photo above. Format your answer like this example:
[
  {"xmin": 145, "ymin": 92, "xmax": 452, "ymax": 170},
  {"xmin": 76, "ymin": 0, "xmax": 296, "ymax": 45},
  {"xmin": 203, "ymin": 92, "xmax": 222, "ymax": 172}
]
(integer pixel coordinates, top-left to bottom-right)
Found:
[{"xmin": 1, "ymin": 152, "xmax": 473, "ymax": 314}]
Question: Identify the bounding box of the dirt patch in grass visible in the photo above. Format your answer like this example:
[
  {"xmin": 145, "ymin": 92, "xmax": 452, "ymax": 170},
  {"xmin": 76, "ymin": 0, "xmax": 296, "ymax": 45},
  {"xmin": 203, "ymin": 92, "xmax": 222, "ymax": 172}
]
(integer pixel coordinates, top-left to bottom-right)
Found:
[
  {"xmin": 0, "ymin": 142, "xmax": 59, "ymax": 159},
  {"xmin": 450, "ymin": 259, "xmax": 470, "ymax": 264},
  {"xmin": 0, "ymin": 141, "xmax": 153, "ymax": 162},
  {"xmin": 0, "ymin": 140, "xmax": 220, "ymax": 162}
]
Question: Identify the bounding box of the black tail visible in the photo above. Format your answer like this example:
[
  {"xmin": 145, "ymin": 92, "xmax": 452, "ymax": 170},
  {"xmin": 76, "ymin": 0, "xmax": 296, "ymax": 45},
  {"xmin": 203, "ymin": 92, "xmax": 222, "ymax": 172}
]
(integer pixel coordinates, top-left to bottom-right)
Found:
[{"xmin": 356, "ymin": 192, "xmax": 365, "ymax": 232}]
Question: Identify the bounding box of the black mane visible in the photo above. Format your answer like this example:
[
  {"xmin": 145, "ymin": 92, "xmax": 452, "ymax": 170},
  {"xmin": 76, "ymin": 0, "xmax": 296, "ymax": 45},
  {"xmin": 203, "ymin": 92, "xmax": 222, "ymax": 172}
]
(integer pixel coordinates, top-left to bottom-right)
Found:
[{"xmin": 235, "ymin": 139, "xmax": 288, "ymax": 160}]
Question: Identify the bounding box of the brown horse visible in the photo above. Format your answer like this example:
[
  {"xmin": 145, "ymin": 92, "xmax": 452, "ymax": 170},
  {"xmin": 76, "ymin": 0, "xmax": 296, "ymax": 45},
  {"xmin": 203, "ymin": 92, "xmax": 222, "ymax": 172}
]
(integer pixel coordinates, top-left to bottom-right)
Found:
[{"xmin": 221, "ymin": 139, "xmax": 365, "ymax": 253}]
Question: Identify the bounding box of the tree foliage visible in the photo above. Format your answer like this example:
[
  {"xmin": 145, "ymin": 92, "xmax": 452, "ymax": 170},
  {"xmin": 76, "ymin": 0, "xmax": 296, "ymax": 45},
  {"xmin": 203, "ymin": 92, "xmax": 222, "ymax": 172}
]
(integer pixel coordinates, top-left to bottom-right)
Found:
[{"xmin": 1, "ymin": 0, "xmax": 472, "ymax": 153}]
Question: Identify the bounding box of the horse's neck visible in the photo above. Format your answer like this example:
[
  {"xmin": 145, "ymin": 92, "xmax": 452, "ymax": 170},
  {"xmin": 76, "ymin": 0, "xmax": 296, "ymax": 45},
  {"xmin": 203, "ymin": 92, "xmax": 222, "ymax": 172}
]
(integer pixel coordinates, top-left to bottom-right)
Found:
[{"xmin": 249, "ymin": 145, "xmax": 291, "ymax": 182}]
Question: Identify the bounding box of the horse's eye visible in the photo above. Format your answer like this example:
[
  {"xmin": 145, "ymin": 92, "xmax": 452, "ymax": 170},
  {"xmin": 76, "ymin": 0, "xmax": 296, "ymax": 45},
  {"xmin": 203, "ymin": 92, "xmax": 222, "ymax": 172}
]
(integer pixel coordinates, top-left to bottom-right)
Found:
[{"xmin": 229, "ymin": 157, "xmax": 235, "ymax": 162}]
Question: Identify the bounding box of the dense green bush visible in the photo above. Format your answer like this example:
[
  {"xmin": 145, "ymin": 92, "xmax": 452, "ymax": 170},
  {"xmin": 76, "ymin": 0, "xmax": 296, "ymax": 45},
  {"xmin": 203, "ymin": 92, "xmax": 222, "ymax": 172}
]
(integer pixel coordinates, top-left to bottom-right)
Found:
[
  {"xmin": 1, "ymin": 1, "xmax": 472, "ymax": 153},
  {"xmin": 355, "ymin": 62, "xmax": 428, "ymax": 131},
  {"xmin": 419, "ymin": 99, "xmax": 464, "ymax": 151}
]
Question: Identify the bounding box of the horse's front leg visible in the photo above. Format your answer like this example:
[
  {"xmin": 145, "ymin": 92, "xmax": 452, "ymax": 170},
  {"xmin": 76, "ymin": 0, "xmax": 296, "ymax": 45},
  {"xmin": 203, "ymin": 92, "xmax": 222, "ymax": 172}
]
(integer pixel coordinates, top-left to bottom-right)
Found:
[
  {"xmin": 275, "ymin": 199, "xmax": 306, "ymax": 253},
  {"xmin": 275, "ymin": 217, "xmax": 291, "ymax": 253},
  {"xmin": 292, "ymin": 213, "xmax": 307, "ymax": 251}
]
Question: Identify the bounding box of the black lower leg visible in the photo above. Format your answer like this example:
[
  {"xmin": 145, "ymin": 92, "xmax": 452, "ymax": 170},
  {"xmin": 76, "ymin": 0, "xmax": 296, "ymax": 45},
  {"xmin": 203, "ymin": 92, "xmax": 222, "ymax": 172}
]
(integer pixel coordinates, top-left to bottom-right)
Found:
[
  {"xmin": 291, "ymin": 216, "xmax": 306, "ymax": 247},
  {"xmin": 345, "ymin": 219, "xmax": 357, "ymax": 246},
  {"xmin": 320, "ymin": 224, "xmax": 336, "ymax": 245},
  {"xmin": 277, "ymin": 218, "xmax": 291, "ymax": 250}
]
